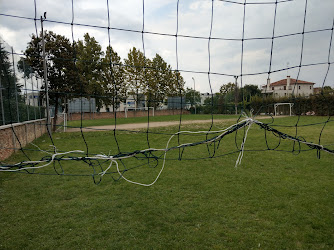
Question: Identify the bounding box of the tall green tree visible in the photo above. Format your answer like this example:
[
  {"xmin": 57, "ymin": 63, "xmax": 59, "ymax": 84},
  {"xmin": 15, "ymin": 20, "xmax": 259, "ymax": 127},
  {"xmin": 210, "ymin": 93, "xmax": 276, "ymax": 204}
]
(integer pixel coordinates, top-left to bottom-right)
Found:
[
  {"xmin": 124, "ymin": 47, "xmax": 147, "ymax": 109},
  {"xmin": 169, "ymin": 70, "xmax": 185, "ymax": 97},
  {"xmin": 219, "ymin": 82, "xmax": 237, "ymax": 105},
  {"xmin": 146, "ymin": 53, "xmax": 173, "ymax": 108},
  {"xmin": 23, "ymin": 31, "xmax": 76, "ymax": 130},
  {"xmin": 0, "ymin": 43, "xmax": 23, "ymax": 124},
  {"xmin": 76, "ymin": 33, "xmax": 105, "ymax": 110},
  {"xmin": 17, "ymin": 57, "xmax": 34, "ymax": 78},
  {"xmin": 102, "ymin": 45, "xmax": 126, "ymax": 110},
  {"xmin": 0, "ymin": 43, "xmax": 21, "ymax": 99}
]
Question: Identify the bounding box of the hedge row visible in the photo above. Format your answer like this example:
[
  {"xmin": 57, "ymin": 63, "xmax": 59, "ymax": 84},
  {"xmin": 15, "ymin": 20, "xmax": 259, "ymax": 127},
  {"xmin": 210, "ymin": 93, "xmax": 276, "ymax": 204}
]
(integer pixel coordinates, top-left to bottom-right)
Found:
[
  {"xmin": 195, "ymin": 93, "xmax": 334, "ymax": 116},
  {"xmin": 249, "ymin": 93, "xmax": 334, "ymax": 116}
]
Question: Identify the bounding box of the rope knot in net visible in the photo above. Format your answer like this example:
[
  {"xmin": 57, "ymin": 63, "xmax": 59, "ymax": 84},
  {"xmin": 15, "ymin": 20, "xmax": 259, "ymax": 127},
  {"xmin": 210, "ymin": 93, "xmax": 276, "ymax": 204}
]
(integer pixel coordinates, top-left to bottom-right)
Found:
[{"xmin": 234, "ymin": 111, "xmax": 257, "ymax": 168}]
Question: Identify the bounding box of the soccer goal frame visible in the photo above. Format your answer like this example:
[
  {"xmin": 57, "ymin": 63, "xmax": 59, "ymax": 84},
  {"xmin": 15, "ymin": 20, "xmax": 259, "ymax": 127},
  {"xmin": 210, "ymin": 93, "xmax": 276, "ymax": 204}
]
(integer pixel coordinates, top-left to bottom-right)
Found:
[
  {"xmin": 56, "ymin": 112, "xmax": 68, "ymax": 132},
  {"xmin": 274, "ymin": 103, "xmax": 294, "ymax": 116},
  {"xmin": 124, "ymin": 107, "xmax": 155, "ymax": 118}
]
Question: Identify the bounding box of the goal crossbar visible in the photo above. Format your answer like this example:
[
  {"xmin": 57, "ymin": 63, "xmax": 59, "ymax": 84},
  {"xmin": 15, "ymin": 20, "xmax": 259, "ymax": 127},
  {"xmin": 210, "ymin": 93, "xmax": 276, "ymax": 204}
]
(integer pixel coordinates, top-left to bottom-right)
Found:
[{"xmin": 124, "ymin": 107, "xmax": 155, "ymax": 118}]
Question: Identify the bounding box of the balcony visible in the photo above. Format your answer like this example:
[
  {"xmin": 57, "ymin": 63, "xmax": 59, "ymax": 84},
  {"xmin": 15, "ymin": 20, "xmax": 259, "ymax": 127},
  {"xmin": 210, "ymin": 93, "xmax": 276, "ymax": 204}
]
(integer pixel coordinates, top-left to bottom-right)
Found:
[{"xmin": 261, "ymin": 85, "xmax": 273, "ymax": 94}]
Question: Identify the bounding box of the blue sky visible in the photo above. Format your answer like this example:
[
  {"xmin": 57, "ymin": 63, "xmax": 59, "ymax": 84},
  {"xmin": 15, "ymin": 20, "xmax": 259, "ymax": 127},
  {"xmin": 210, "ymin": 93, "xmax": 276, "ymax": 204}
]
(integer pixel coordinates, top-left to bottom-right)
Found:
[{"xmin": 1, "ymin": 0, "xmax": 333, "ymax": 93}]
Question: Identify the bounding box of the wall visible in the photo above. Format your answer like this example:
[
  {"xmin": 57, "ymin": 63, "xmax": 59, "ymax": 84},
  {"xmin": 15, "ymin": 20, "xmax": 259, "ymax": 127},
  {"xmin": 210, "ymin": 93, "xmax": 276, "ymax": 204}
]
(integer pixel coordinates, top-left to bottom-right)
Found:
[
  {"xmin": 297, "ymin": 84, "xmax": 313, "ymax": 96},
  {"xmin": 0, "ymin": 118, "xmax": 55, "ymax": 161},
  {"xmin": 68, "ymin": 109, "xmax": 190, "ymax": 121}
]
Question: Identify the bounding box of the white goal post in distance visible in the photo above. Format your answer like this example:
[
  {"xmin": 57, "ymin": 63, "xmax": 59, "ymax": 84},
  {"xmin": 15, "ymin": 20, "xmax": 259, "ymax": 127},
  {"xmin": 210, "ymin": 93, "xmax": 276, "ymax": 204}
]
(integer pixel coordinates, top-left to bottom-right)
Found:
[
  {"xmin": 56, "ymin": 112, "xmax": 67, "ymax": 132},
  {"xmin": 274, "ymin": 103, "xmax": 294, "ymax": 116},
  {"xmin": 124, "ymin": 107, "xmax": 155, "ymax": 118}
]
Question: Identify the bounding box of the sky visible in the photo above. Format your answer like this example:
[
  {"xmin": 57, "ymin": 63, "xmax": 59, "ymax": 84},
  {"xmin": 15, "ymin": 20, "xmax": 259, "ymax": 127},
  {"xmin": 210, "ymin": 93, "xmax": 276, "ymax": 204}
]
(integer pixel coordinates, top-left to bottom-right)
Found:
[{"xmin": 0, "ymin": 0, "xmax": 334, "ymax": 93}]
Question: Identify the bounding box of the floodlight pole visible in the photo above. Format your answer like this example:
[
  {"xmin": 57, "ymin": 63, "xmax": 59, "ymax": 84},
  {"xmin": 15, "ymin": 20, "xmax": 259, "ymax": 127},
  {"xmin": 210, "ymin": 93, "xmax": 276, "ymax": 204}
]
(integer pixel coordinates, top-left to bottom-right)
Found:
[
  {"xmin": 192, "ymin": 77, "xmax": 196, "ymax": 114},
  {"xmin": 234, "ymin": 76, "xmax": 239, "ymax": 115},
  {"xmin": 41, "ymin": 15, "xmax": 51, "ymax": 135}
]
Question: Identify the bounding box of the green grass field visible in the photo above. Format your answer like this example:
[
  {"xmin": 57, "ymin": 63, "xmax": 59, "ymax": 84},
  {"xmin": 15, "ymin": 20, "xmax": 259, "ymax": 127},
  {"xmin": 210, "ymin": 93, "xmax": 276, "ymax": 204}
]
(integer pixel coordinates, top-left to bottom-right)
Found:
[{"xmin": 1, "ymin": 115, "xmax": 334, "ymax": 249}]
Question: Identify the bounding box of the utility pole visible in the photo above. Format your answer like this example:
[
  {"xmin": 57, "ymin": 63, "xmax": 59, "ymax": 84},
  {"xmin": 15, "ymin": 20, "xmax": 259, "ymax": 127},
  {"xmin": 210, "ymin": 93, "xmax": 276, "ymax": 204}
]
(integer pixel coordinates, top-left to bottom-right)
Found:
[
  {"xmin": 192, "ymin": 77, "xmax": 196, "ymax": 114},
  {"xmin": 234, "ymin": 76, "xmax": 239, "ymax": 115},
  {"xmin": 11, "ymin": 47, "xmax": 20, "ymax": 122},
  {"xmin": 22, "ymin": 60, "xmax": 30, "ymax": 121},
  {"xmin": 41, "ymin": 14, "xmax": 51, "ymax": 134}
]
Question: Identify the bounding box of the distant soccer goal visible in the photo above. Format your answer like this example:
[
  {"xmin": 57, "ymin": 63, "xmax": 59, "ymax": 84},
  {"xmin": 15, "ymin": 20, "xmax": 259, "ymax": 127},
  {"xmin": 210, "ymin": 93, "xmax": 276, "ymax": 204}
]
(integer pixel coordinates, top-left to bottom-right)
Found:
[
  {"xmin": 124, "ymin": 107, "xmax": 154, "ymax": 118},
  {"xmin": 274, "ymin": 103, "xmax": 294, "ymax": 116},
  {"xmin": 56, "ymin": 112, "xmax": 67, "ymax": 132}
]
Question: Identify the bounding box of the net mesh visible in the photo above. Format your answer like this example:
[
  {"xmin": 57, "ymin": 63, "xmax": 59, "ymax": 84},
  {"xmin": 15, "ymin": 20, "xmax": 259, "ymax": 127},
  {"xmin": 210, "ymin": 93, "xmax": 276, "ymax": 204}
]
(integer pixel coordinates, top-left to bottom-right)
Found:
[{"xmin": 0, "ymin": 0, "xmax": 333, "ymax": 185}]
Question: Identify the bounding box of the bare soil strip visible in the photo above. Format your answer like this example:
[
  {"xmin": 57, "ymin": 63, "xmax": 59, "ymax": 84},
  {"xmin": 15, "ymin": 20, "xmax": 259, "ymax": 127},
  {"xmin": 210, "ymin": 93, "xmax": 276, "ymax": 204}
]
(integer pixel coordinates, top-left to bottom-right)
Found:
[{"xmin": 66, "ymin": 116, "xmax": 276, "ymax": 132}]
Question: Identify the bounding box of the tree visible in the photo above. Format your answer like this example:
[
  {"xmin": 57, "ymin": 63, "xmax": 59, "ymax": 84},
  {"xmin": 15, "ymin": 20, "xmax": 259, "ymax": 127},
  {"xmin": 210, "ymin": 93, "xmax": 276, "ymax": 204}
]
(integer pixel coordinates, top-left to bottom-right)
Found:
[
  {"xmin": 241, "ymin": 84, "xmax": 261, "ymax": 102},
  {"xmin": 0, "ymin": 43, "xmax": 23, "ymax": 123},
  {"xmin": 124, "ymin": 47, "xmax": 147, "ymax": 109},
  {"xmin": 17, "ymin": 57, "xmax": 34, "ymax": 78},
  {"xmin": 169, "ymin": 70, "xmax": 185, "ymax": 97},
  {"xmin": 102, "ymin": 45, "xmax": 126, "ymax": 110},
  {"xmin": 323, "ymin": 86, "xmax": 333, "ymax": 94},
  {"xmin": 219, "ymin": 82, "xmax": 235, "ymax": 105},
  {"xmin": 185, "ymin": 87, "xmax": 200, "ymax": 106},
  {"xmin": 220, "ymin": 82, "xmax": 235, "ymax": 95},
  {"xmin": 146, "ymin": 53, "xmax": 173, "ymax": 108},
  {"xmin": 0, "ymin": 43, "xmax": 21, "ymax": 99},
  {"xmin": 24, "ymin": 30, "xmax": 76, "ymax": 130},
  {"xmin": 202, "ymin": 94, "xmax": 220, "ymax": 114},
  {"xmin": 124, "ymin": 48, "xmax": 185, "ymax": 109},
  {"xmin": 76, "ymin": 33, "xmax": 105, "ymax": 111}
]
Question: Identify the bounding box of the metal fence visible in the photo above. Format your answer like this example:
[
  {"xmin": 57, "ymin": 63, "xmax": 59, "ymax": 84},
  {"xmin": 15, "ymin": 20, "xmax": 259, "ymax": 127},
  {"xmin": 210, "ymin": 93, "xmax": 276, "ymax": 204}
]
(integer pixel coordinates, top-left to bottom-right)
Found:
[{"xmin": 0, "ymin": 36, "xmax": 45, "ymax": 126}]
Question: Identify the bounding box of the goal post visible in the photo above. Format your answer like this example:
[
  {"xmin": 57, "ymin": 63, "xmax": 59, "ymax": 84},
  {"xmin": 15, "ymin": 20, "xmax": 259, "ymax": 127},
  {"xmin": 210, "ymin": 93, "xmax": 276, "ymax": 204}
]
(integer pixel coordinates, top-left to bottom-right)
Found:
[
  {"xmin": 55, "ymin": 112, "xmax": 67, "ymax": 132},
  {"xmin": 274, "ymin": 103, "xmax": 294, "ymax": 116},
  {"xmin": 124, "ymin": 107, "xmax": 155, "ymax": 118}
]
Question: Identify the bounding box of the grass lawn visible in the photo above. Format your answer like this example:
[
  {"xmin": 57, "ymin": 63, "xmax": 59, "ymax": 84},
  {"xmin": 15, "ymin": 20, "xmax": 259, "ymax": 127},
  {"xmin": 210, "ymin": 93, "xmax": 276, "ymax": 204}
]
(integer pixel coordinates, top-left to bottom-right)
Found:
[
  {"xmin": 67, "ymin": 114, "xmax": 240, "ymax": 127},
  {"xmin": 1, "ymin": 116, "xmax": 334, "ymax": 249}
]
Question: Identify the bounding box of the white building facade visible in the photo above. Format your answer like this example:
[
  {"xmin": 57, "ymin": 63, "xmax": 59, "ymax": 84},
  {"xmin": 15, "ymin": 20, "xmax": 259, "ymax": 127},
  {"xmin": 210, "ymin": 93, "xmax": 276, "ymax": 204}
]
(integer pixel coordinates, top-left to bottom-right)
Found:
[
  {"xmin": 200, "ymin": 92, "xmax": 211, "ymax": 105},
  {"xmin": 261, "ymin": 76, "xmax": 315, "ymax": 97}
]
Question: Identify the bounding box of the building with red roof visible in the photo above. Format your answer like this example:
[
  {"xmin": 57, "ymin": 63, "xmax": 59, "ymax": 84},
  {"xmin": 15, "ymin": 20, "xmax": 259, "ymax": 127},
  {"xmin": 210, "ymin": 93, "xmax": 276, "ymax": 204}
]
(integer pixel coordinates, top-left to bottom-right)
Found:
[{"xmin": 261, "ymin": 76, "xmax": 315, "ymax": 97}]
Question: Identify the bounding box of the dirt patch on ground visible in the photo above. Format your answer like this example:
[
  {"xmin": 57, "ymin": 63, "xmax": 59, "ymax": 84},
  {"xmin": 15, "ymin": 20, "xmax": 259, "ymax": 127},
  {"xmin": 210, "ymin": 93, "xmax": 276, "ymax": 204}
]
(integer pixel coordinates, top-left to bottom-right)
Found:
[{"xmin": 66, "ymin": 116, "xmax": 276, "ymax": 132}]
